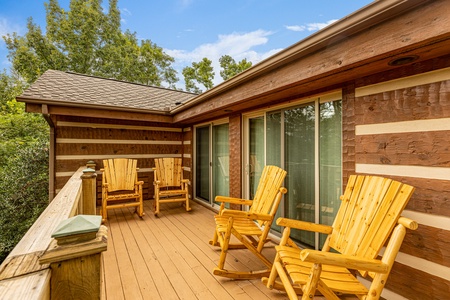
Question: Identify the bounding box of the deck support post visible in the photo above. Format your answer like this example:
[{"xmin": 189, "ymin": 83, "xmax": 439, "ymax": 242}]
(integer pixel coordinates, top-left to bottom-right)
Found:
[
  {"xmin": 39, "ymin": 216, "xmax": 107, "ymax": 300},
  {"xmin": 81, "ymin": 168, "xmax": 97, "ymax": 215}
]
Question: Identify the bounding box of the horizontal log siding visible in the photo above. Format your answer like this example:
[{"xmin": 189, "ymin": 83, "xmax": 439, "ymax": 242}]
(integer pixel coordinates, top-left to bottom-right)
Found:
[
  {"xmin": 54, "ymin": 116, "xmax": 184, "ymax": 203},
  {"xmin": 352, "ymin": 68, "xmax": 450, "ymax": 299},
  {"xmin": 401, "ymin": 224, "xmax": 450, "ymax": 268},
  {"xmin": 387, "ymin": 262, "xmax": 450, "ymax": 300}
]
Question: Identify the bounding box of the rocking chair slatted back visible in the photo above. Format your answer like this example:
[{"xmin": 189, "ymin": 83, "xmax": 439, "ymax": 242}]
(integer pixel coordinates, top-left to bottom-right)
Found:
[
  {"xmin": 154, "ymin": 157, "xmax": 183, "ymax": 188},
  {"xmin": 329, "ymin": 175, "xmax": 415, "ymax": 275},
  {"xmin": 103, "ymin": 158, "xmax": 138, "ymax": 192},
  {"xmin": 249, "ymin": 165, "xmax": 287, "ymax": 226}
]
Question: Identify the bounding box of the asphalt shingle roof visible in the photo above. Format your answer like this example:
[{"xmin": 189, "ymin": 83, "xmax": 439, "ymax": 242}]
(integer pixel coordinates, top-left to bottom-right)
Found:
[{"xmin": 19, "ymin": 70, "xmax": 197, "ymax": 112}]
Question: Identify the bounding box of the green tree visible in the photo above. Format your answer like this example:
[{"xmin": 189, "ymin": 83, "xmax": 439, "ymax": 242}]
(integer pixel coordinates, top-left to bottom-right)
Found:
[
  {"xmin": 3, "ymin": 0, "xmax": 177, "ymax": 87},
  {"xmin": 0, "ymin": 71, "xmax": 49, "ymax": 262},
  {"xmin": 182, "ymin": 57, "xmax": 215, "ymax": 93},
  {"xmin": 219, "ymin": 55, "xmax": 252, "ymax": 81}
]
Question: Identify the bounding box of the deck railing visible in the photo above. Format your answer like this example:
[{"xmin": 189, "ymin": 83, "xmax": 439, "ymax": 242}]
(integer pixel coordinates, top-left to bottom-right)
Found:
[{"xmin": 0, "ymin": 165, "xmax": 105, "ymax": 299}]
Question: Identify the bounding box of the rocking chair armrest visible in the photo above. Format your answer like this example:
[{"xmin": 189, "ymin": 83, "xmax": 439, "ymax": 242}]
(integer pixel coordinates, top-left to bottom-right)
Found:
[
  {"xmin": 215, "ymin": 196, "xmax": 253, "ymax": 206},
  {"xmin": 220, "ymin": 209, "xmax": 272, "ymax": 221},
  {"xmin": 181, "ymin": 179, "xmax": 189, "ymax": 183},
  {"xmin": 276, "ymin": 218, "xmax": 333, "ymax": 235},
  {"xmin": 154, "ymin": 180, "xmax": 161, "ymax": 186},
  {"xmin": 136, "ymin": 181, "xmax": 144, "ymax": 186},
  {"xmin": 300, "ymin": 249, "xmax": 389, "ymax": 274}
]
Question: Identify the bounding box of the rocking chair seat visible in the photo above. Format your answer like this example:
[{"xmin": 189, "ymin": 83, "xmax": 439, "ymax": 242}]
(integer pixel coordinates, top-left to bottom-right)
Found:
[
  {"xmin": 214, "ymin": 215, "xmax": 264, "ymax": 236},
  {"xmin": 276, "ymin": 246, "xmax": 369, "ymax": 295}
]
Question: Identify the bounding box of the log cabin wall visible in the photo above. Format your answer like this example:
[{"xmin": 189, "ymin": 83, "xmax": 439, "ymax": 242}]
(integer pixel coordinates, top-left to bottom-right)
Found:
[
  {"xmin": 53, "ymin": 115, "xmax": 185, "ymax": 203},
  {"xmin": 347, "ymin": 65, "xmax": 450, "ymax": 299},
  {"xmin": 182, "ymin": 126, "xmax": 193, "ymax": 197}
]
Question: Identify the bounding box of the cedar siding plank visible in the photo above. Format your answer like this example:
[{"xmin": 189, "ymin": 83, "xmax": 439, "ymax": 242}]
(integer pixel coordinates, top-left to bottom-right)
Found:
[
  {"xmin": 355, "ymin": 80, "xmax": 450, "ymax": 125},
  {"xmin": 401, "ymin": 223, "xmax": 450, "ymax": 268},
  {"xmin": 387, "ymin": 262, "xmax": 450, "ymax": 300},
  {"xmin": 56, "ymin": 143, "xmax": 182, "ymax": 156},
  {"xmin": 356, "ymin": 131, "xmax": 450, "ymax": 167}
]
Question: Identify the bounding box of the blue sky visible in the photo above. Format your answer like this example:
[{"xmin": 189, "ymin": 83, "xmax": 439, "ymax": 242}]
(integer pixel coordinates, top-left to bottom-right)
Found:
[{"xmin": 0, "ymin": 0, "xmax": 373, "ymax": 87}]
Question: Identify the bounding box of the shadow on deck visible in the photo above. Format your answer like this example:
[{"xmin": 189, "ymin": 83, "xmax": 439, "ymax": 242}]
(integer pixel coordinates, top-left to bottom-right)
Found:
[{"xmin": 101, "ymin": 200, "xmax": 291, "ymax": 300}]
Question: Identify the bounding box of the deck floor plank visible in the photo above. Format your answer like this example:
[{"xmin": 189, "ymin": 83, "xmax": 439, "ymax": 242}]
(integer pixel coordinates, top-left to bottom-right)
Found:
[
  {"xmin": 114, "ymin": 208, "xmax": 161, "ymax": 298},
  {"xmin": 155, "ymin": 203, "xmax": 235, "ymax": 300},
  {"xmin": 101, "ymin": 200, "xmax": 296, "ymax": 300},
  {"xmin": 102, "ymin": 214, "xmax": 125, "ymax": 300},
  {"xmin": 143, "ymin": 204, "xmax": 216, "ymax": 299},
  {"xmin": 108, "ymin": 209, "xmax": 144, "ymax": 300},
  {"xmin": 124, "ymin": 208, "xmax": 180, "ymax": 300}
]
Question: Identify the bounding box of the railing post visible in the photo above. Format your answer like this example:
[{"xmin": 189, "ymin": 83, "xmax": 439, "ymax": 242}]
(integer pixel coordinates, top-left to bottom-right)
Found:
[
  {"xmin": 39, "ymin": 215, "xmax": 107, "ymax": 300},
  {"xmin": 81, "ymin": 168, "xmax": 97, "ymax": 215}
]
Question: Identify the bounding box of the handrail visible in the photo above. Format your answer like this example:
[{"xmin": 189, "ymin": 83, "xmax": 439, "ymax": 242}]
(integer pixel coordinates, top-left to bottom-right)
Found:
[{"xmin": 0, "ymin": 166, "xmax": 86, "ymax": 299}]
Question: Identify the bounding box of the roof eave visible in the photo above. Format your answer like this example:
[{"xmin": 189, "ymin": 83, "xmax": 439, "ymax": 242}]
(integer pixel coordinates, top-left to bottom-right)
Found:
[
  {"xmin": 16, "ymin": 95, "xmax": 171, "ymax": 115},
  {"xmin": 170, "ymin": 0, "xmax": 431, "ymax": 114}
]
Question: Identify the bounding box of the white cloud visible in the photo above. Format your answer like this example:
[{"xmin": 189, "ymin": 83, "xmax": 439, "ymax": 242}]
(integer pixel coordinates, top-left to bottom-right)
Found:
[
  {"xmin": 285, "ymin": 25, "xmax": 306, "ymax": 32},
  {"xmin": 165, "ymin": 29, "xmax": 282, "ymax": 88},
  {"xmin": 286, "ymin": 19, "xmax": 338, "ymax": 32},
  {"xmin": 0, "ymin": 17, "xmax": 23, "ymax": 68},
  {"xmin": 306, "ymin": 19, "xmax": 338, "ymax": 31},
  {"xmin": 121, "ymin": 8, "xmax": 132, "ymax": 16},
  {"xmin": 0, "ymin": 18, "xmax": 14, "ymax": 39}
]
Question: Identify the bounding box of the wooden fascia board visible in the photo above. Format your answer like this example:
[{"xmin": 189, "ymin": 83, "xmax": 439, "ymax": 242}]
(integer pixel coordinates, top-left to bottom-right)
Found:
[
  {"xmin": 25, "ymin": 103, "xmax": 173, "ymax": 123},
  {"xmin": 17, "ymin": 95, "xmax": 169, "ymax": 115}
]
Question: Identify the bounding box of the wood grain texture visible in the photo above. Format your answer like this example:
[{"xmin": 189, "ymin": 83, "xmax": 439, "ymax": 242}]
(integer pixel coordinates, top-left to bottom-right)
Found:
[{"xmin": 387, "ymin": 262, "xmax": 450, "ymax": 300}]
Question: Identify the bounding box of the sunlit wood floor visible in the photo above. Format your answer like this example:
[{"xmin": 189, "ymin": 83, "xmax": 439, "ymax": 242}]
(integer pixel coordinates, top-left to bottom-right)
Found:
[{"xmin": 99, "ymin": 200, "xmax": 343, "ymax": 300}]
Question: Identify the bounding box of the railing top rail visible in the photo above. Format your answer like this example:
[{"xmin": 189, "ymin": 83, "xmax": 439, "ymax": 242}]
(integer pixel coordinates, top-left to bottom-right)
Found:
[
  {"xmin": 6, "ymin": 167, "xmax": 85, "ymax": 258},
  {"xmin": 0, "ymin": 166, "xmax": 85, "ymax": 292}
]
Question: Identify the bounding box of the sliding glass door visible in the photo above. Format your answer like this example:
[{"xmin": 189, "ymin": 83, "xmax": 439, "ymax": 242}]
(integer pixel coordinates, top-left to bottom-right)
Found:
[
  {"xmin": 245, "ymin": 93, "xmax": 342, "ymax": 249},
  {"xmin": 195, "ymin": 122, "xmax": 229, "ymax": 207}
]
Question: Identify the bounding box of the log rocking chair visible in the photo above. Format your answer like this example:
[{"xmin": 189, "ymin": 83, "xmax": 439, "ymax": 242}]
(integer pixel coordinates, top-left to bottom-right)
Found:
[
  {"xmin": 153, "ymin": 157, "xmax": 191, "ymax": 216},
  {"xmin": 101, "ymin": 158, "xmax": 144, "ymax": 222},
  {"xmin": 263, "ymin": 175, "xmax": 417, "ymax": 300},
  {"xmin": 210, "ymin": 165, "xmax": 287, "ymax": 279}
]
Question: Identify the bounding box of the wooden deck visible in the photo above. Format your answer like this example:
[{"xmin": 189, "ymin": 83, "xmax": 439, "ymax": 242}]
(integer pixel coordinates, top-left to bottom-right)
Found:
[{"xmin": 100, "ymin": 199, "xmax": 292, "ymax": 300}]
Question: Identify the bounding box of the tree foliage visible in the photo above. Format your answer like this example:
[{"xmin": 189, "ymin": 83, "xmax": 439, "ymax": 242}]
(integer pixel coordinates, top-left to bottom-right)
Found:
[
  {"xmin": 0, "ymin": 71, "xmax": 49, "ymax": 263},
  {"xmin": 0, "ymin": 0, "xmax": 259, "ymax": 263},
  {"xmin": 0, "ymin": 139, "xmax": 49, "ymax": 263},
  {"xmin": 219, "ymin": 55, "xmax": 252, "ymax": 81},
  {"xmin": 182, "ymin": 57, "xmax": 215, "ymax": 93},
  {"xmin": 182, "ymin": 55, "xmax": 252, "ymax": 93},
  {"xmin": 3, "ymin": 0, "xmax": 178, "ymax": 88}
]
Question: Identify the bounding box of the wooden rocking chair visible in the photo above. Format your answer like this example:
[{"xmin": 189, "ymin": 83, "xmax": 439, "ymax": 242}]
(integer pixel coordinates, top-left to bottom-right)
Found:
[
  {"xmin": 209, "ymin": 165, "xmax": 287, "ymax": 279},
  {"xmin": 153, "ymin": 158, "xmax": 190, "ymax": 216},
  {"xmin": 101, "ymin": 158, "xmax": 144, "ymax": 222},
  {"xmin": 263, "ymin": 175, "xmax": 417, "ymax": 300}
]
